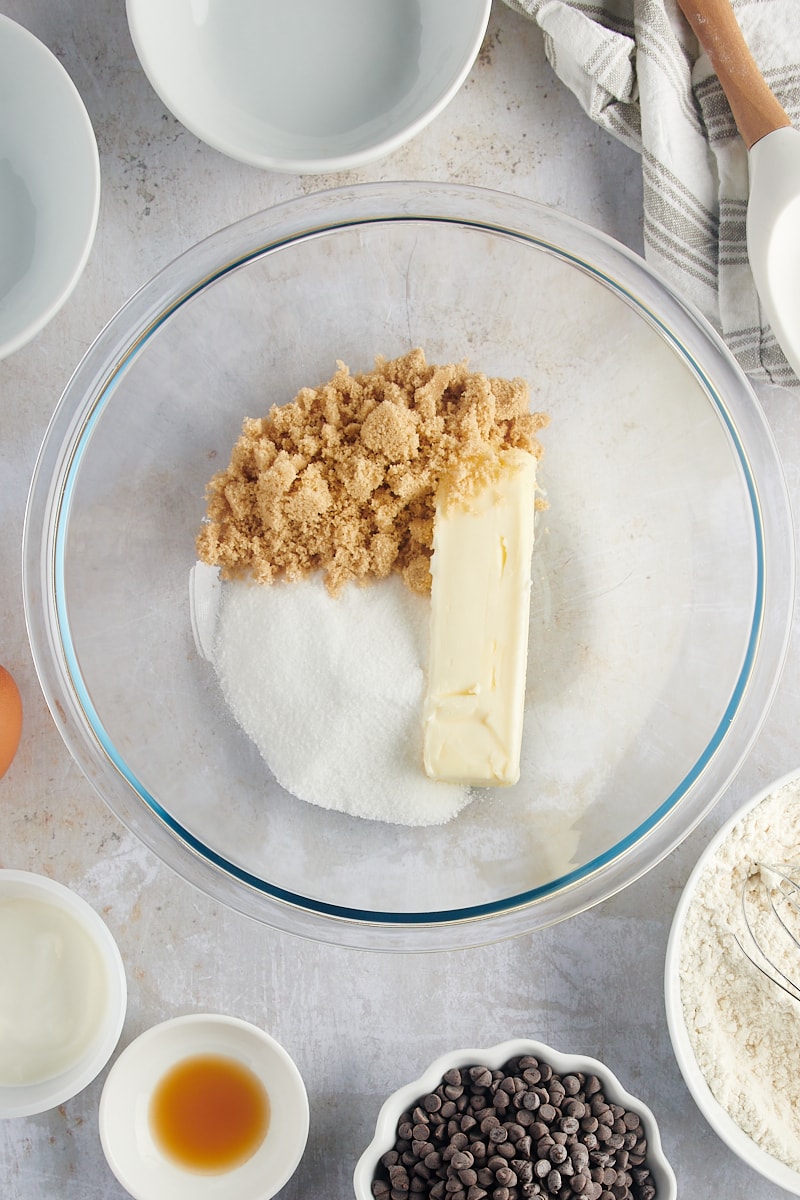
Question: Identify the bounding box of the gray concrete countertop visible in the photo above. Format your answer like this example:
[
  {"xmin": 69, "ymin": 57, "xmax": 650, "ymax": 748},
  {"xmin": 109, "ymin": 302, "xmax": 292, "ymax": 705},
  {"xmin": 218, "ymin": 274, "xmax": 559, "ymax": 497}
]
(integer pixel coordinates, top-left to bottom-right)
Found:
[{"xmin": 1, "ymin": 2, "xmax": 798, "ymax": 1197}]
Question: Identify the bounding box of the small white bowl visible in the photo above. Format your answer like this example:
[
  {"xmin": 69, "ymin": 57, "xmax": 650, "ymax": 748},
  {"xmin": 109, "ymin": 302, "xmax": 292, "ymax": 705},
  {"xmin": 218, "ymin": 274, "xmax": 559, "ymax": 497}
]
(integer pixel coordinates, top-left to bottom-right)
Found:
[
  {"xmin": 0, "ymin": 869, "xmax": 127, "ymax": 1118},
  {"xmin": 353, "ymin": 1038, "xmax": 676, "ymax": 1200},
  {"xmin": 665, "ymin": 768, "xmax": 800, "ymax": 1195},
  {"xmin": 125, "ymin": 0, "xmax": 491, "ymax": 174},
  {"xmin": 0, "ymin": 14, "xmax": 100, "ymax": 359},
  {"xmin": 99, "ymin": 1014, "xmax": 309, "ymax": 1200}
]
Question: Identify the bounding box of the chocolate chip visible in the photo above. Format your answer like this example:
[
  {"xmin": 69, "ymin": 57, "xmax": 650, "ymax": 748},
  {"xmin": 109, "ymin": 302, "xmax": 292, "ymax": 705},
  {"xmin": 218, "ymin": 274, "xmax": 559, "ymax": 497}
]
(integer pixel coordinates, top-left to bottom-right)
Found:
[
  {"xmin": 515, "ymin": 1135, "xmax": 532, "ymax": 1157},
  {"xmin": 511, "ymin": 1159, "xmax": 533, "ymax": 1183},
  {"xmin": 388, "ymin": 1165, "xmax": 409, "ymax": 1192},
  {"xmin": 570, "ymin": 1145, "xmax": 590, "ymax": 1169},
  {"xmin": 371, "ymin": 1058, "xmax": 657, "ymax": 1200}
]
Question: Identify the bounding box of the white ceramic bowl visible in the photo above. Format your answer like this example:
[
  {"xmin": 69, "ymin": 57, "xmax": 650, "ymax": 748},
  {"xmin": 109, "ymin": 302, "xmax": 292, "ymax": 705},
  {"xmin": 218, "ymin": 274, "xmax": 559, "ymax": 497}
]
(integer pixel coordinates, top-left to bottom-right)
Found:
[
  {"xmin": 125, "ymin": 0, "xmax": 491, "ymax": 173},
  {"xmin": 99, "ymin": 1014, "xmax": 309, "ymax": 1200},
  {"xmin": 0, "ymin": 14, "xmax": 100, "ymax": 359},
  {"xmin": 353, "ymin": 1038, "xmax": 677, "ymax": 1200},
  {"xmin": 665, "ymin": 768, "xmax": 800, "ymax": 1194},
  {"xmin": 0, "ymin": 869, "xmax": 127, "ymax": 1118}
]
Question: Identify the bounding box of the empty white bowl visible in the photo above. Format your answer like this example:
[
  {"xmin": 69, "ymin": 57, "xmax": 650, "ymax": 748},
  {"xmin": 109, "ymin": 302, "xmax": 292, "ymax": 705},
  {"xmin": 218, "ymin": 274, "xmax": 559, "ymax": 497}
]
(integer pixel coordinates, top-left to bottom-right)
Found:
[
  {"xmin": 353, "ymin": 1038, "xmax": 677, "ymax": 1200},
  {"xmin": 0, "ymin": 14, "xmax": 100, "ymax": 359},
  {"xmin": 99, "ymin": 1014, "xmax": 309, "ymax": 1200},
  {"xmin": 665, "ymin": 768, "xmax": 800, "ymax": 1195},
  {"xmin": 125, "ymin": 0, "xmax": 491, "ymax": 173},
  {"xmin": 0, "ymin": 869, "xmax": 127, "ymax": 1118}
]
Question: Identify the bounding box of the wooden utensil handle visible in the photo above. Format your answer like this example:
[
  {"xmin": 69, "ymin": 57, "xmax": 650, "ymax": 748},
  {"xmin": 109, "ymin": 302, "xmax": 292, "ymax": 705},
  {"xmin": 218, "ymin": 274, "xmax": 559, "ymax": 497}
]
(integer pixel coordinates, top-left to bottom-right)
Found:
[{"xmin": 675, "ymin": 0, "xmax": 790, "ymax": 147}]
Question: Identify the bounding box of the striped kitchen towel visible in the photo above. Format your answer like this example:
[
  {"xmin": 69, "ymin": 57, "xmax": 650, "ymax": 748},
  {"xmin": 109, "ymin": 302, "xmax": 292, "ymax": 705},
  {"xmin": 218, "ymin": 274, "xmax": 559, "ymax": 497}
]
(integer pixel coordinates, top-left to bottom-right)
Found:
[{"xmin": 502, "ymin": 0, "xmax": 800, "ymax": 387}]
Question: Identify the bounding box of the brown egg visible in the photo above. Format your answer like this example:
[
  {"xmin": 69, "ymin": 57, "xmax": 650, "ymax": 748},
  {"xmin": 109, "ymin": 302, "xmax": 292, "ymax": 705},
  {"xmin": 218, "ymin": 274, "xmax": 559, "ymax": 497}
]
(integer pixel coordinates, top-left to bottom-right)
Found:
[{"xmin": 0, "ymin": 665, "xmax": 23, "ymax": 778}]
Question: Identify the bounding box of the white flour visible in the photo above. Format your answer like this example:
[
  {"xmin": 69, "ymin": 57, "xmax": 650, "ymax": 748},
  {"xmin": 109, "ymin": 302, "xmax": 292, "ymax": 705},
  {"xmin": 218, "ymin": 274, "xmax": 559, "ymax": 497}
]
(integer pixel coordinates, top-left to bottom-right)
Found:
[
  {"xmin": 209, "ymin": 571, "xmax": 473, "ymax": 826},
  {"xmin": 679, "ymin": 779, "xmax": 800, "ymax": 1170}
]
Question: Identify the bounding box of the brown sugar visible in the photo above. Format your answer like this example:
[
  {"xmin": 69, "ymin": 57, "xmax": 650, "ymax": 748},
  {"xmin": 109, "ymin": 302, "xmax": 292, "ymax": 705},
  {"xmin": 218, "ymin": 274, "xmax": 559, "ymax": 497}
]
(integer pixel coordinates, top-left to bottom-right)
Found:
[{"xmin": 196, "ymin": 349, "xmax": 548, "ymax": 596}]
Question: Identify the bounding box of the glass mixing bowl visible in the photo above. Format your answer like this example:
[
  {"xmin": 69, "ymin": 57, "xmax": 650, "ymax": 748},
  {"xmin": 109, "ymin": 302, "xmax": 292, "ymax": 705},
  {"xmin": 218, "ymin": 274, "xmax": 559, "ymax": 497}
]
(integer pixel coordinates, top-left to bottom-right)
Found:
[{"xmin": 23, "ymin": 182, "xmax": 795, "ymax": 950}]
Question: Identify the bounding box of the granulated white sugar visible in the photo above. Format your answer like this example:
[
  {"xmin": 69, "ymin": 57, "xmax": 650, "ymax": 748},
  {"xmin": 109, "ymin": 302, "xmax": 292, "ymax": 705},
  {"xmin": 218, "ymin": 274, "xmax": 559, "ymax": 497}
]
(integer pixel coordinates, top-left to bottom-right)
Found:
[{"xmin": 211, "ymin": 573, "xmax": 472, "ymax": 826}]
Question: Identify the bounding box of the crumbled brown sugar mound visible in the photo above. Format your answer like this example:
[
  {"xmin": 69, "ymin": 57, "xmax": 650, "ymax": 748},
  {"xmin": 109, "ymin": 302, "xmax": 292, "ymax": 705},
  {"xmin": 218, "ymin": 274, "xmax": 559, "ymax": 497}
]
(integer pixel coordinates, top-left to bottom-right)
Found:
[{"xmin": 196, "ymin": 349, "xmax": 548, "ymax": 595}]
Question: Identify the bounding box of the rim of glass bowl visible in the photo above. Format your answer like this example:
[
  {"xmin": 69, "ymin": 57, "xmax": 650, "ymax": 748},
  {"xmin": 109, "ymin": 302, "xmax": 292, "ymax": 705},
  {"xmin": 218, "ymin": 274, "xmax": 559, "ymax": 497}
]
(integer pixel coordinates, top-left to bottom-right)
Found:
[{"xmin": 22, "ymin": 182, "xmax": 796, "ymax": 952}]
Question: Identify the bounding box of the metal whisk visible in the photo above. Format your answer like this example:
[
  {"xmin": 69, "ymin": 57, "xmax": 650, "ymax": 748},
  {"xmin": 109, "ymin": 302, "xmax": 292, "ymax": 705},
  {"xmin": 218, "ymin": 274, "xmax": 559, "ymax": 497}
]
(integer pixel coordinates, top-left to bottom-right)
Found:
[{"xmin": 735, "ymin": 862, "xmax": 800, "ymax": 1003}]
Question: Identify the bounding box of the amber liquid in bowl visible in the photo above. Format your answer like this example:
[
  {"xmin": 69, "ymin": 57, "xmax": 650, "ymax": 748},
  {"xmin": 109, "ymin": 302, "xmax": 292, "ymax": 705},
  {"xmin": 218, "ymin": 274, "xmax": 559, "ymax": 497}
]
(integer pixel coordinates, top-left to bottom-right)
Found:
[{"xmin": 150, "ymin": 1053, "xmax": 270, "ymax": 1172}]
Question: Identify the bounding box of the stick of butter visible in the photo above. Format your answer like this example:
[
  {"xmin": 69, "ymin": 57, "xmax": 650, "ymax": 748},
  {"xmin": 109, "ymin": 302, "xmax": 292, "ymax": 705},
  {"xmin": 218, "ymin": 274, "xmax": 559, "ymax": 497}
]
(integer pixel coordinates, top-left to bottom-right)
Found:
[{"xmin": 422, "ymin": 448, "xmax": 537, "ymax": 787}]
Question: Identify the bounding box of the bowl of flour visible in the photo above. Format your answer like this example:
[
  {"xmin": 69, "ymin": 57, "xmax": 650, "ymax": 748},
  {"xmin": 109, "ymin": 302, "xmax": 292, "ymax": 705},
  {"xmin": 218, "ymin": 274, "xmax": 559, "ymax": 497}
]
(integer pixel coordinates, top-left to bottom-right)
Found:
[{"xmin": 665, "ymin": 769, "xmax": 800, "ymax": 1194}]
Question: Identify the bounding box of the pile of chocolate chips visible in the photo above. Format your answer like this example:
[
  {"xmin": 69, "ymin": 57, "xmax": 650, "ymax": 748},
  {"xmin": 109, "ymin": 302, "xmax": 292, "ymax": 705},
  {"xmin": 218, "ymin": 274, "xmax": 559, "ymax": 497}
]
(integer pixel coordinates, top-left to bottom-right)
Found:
[{"xmin": 370, "ymin": 1054, "xmax": 657, "ymax": 1200}]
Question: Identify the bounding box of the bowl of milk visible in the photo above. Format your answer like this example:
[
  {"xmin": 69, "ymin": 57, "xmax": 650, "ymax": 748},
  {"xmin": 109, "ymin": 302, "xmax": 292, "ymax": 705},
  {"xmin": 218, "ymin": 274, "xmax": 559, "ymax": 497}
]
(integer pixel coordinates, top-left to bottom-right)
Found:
[{"xmin": 0, "ymin": 869, "xmax": 127, "ymax": 1118}]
